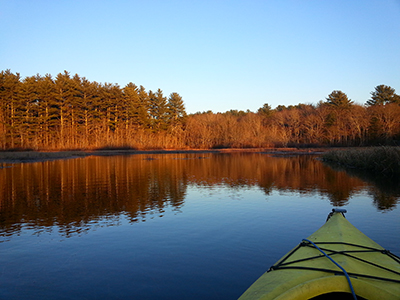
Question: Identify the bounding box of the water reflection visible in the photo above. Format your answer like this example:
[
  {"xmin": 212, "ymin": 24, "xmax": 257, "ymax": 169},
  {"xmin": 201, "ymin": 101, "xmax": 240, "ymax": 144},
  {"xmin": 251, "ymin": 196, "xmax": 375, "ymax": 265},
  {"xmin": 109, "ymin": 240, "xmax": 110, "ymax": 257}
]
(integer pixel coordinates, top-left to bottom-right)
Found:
[
  {"xmin": 0, "ymin": 155, "xmax": 188, "ymax": 239},
  {"xmin": 324, "ymin": 161, "xmax": 400, "ymax": 210},
  {"xmin": 185, "ymin": 154, "xmax": 368, "ymax": 206},
  {"xmin": 0, "ymin": 153, "xmax": 398, "ymax": 240}
]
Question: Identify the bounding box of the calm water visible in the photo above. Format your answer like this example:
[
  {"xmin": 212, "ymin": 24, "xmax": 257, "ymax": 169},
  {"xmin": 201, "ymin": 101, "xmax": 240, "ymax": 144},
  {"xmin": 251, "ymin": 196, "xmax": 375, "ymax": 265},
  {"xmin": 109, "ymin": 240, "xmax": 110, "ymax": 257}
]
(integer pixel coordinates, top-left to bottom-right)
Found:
[{"xmin": 0, "ymin": 153, "xmax": 399, "ymax": 300}]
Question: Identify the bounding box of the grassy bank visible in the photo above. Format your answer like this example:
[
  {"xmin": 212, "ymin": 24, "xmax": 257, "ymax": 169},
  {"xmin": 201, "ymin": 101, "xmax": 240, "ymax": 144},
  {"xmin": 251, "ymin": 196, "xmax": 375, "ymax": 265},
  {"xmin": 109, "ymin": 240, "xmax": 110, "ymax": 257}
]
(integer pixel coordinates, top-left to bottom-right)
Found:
[
  {"xmin": 0, "ymin": 151, "xmax": 90, "ymax": 163},
  {"xmin": 0, "ymin": 148, "xmax": 329, "ymax": 164},
  {"xmin": 322, "ymin": 147, "xmax": 400, "ymax": 175}
]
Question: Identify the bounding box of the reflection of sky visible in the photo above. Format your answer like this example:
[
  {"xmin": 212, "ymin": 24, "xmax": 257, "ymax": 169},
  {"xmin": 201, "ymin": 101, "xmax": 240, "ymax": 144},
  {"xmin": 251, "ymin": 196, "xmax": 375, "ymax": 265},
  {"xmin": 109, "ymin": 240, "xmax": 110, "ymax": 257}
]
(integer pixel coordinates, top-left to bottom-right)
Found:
[
  {"xmin": 1, "ymin": 180, "xmax": 399, "ymax": 299},
  {"xmin": 184, "ymin": 185, "xmax": 398, "ymax": 250},
  {"xmin": 1, "ymin": 154, "xmax": 399, "ymax": 300}
]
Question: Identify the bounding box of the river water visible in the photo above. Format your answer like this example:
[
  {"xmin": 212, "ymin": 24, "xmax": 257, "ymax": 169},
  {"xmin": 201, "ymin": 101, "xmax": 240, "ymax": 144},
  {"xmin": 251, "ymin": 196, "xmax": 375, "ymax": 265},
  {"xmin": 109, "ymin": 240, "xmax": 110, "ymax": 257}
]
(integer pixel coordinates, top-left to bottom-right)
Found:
[{"xmin": 0, "ymin": 153, "xmax": 399, "ymax": 299}]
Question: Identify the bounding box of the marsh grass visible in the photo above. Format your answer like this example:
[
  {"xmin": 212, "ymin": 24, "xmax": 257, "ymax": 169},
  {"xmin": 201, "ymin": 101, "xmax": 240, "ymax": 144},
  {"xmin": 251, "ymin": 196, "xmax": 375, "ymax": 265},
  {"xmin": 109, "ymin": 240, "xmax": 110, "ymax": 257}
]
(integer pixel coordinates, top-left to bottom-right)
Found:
[
  {"xmin": 322, "ymin": 147, "xmax": 400, "ymax": 175},
  {"xmin": 0, "ymin": 151, "xmax": 89, "ymax": 162}
]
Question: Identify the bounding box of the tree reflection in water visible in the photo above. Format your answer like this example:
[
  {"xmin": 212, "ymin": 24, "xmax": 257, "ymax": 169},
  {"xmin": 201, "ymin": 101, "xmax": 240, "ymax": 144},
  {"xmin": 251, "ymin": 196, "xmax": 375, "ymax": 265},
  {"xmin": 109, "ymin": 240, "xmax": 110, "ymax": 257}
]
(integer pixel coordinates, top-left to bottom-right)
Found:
[
  {"xmin": 323, "ymin": 160, "xmax": 400, "ymax": 210},
  {"xmin": 0, "ymin": 153, "xmax": 398, "ymax": 239}
]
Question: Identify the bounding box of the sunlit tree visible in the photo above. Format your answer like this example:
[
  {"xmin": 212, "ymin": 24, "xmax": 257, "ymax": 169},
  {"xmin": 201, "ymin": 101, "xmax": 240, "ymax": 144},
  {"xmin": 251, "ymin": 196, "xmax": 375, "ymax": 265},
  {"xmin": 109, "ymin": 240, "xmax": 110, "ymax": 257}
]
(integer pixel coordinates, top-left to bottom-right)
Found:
[
  {"xmin": 73, "ymin": 75, "xmax": 102, "ymax": 146},
  {"xmin": 18, "ymin": 75, "xmax": 41, "ymax": 147},
  {"xmin": 123, "ymin": 82, "xmax": 140, "ymax": 129},
  {"xmin": 367, "ymin": 85, "xmax": 400, "ymax": 106},
  {"xmin": 149, "ymin": 89, "xmax": 168, "ymax": 131},
  {"xmin": 166, "ymin": 92, "xmax": 186, "ymax": 124},
  {"xmin": 0, "ymin": 70, "xmax": 21, "ymax": 148},
  {"xmin": 101, "ymin": 82, "xmax": 123, "ymax": 134},
  {"xmin": 326, "ymin": 90, "xmax": 353, "ymax": 109},
  {"xmin": 257, "ymin": 103, "xmax": 273, "ymax": 117},
  {"xmin": 137, "ymin": 85, "xmax": 150, "ymax": 128},
  {"xmin": 54, "ymin": 71, "xmax": 84, "ymax": 145}
]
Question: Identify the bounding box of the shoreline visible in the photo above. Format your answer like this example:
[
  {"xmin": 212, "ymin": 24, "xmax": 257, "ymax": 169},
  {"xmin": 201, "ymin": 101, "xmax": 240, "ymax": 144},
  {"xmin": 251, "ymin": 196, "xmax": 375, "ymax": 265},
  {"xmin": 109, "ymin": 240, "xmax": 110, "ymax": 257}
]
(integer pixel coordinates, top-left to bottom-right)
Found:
[
  {"xmin": 322, "ymin": 146, "xmax": 400, "ymax": 175},
  {"xmin": 0, "ymin": 148, "xmax": 329, "ymax": 164}
]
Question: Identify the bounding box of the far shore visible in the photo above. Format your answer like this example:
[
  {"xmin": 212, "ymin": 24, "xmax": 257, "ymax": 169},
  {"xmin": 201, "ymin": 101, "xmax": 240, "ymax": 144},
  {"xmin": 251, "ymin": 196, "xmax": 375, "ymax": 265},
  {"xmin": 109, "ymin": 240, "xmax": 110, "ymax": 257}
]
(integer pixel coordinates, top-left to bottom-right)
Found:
[{"xmin": 0, "ymin": 147, "xmax": 330, "ymax": 164}]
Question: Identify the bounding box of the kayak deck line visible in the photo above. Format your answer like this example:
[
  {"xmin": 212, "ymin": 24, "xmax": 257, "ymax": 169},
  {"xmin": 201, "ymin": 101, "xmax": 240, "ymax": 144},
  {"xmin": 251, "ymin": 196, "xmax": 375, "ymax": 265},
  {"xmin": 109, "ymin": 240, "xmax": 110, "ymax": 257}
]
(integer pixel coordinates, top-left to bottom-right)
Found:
[
  {"xmin": 301, "ymin": 238, "xmax": 357, "ymax": 300},
  {"xmin": 269, "ymin": 241, "xmax": 400, "ymax": 283},
  {"xmin": 238, "ymin": 209, "xmax": 400, "ymax": 300},
  {"xmin": 303, "ymin": 239, "xmax": 357, "ymax": 300}
]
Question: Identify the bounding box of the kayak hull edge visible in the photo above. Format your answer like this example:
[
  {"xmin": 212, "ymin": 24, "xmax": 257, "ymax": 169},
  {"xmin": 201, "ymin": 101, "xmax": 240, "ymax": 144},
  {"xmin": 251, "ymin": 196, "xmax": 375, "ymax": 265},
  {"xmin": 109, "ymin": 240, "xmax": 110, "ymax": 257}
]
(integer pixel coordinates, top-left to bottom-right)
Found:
[{"xmin": 238, "ymin": 212, "xmax": 400, "ymax": 300}]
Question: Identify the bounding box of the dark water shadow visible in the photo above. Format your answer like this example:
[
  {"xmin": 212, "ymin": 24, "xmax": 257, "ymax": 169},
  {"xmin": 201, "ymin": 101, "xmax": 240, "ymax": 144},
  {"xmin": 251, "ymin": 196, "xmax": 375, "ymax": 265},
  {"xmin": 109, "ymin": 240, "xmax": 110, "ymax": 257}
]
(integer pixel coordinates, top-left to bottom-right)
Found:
[{"xmin": 323, "ymin": 161, "xmax": 400, "ymax": 210}]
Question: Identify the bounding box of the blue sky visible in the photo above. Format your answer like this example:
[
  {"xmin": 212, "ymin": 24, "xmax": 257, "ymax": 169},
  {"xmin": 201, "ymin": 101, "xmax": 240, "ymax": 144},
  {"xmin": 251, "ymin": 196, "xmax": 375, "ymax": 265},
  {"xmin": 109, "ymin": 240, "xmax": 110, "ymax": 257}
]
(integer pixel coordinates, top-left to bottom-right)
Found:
[{"xmin": 1, "ymin": 0, "xmax": 399, "ymax": 113}]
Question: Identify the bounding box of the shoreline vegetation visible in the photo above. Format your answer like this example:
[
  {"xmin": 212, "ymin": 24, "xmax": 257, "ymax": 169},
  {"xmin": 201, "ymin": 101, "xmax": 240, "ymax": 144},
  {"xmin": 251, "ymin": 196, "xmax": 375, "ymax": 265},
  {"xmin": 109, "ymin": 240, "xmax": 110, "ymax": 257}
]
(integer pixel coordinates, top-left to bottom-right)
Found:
[
  {"xmin": 322, "ymin": 146, "xmax": 400, "ymax": 175},
  {"xmin": 1, "ymin": 70, "xmax": 400, "ymax": 151},
  {"xmin": 1, "ymin": 70, "xmax": 400, "ymax": 168},
  {"xmin": 0, "ymin": 147, "xmax": 328, "ymax": 164}
]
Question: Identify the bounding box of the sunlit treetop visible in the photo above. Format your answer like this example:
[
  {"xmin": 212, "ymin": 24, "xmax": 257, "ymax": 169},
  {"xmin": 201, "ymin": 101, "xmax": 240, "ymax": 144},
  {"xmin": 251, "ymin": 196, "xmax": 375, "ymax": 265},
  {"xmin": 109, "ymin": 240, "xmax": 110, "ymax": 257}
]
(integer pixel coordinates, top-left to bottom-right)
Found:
[
  {"xmin": 326, "ymin": 90, "xmax": 353, "ymax": 109},
  {"xmin": 366, "ymin": 85, "xmax": 400, "ymax": 106}
]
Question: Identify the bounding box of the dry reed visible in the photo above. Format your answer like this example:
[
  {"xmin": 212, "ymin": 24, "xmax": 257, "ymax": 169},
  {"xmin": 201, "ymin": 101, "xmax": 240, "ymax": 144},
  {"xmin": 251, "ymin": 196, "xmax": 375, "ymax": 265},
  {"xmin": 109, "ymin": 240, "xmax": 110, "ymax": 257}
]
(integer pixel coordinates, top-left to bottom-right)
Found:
[{"xmin": 322, "ymin": 147, "xmax": 400, "ymax": 175}]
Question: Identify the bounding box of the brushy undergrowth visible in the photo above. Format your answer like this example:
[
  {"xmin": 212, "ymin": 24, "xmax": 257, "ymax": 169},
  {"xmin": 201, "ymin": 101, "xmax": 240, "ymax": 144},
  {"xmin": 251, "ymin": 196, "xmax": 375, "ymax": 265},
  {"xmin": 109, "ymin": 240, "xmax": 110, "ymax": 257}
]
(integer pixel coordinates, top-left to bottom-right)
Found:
[{"xmin": 322, "ymin": 147, "xmax": 400, "ymax": 175}]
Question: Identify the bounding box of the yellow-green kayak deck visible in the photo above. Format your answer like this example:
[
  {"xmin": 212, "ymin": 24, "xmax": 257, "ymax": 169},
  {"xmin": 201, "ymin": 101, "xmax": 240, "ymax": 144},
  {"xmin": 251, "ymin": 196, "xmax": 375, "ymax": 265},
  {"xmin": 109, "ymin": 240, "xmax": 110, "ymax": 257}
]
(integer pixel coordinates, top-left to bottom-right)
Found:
[{"xmin": 238, "ymin": 209, "xmax": 400, "ymax": 300}]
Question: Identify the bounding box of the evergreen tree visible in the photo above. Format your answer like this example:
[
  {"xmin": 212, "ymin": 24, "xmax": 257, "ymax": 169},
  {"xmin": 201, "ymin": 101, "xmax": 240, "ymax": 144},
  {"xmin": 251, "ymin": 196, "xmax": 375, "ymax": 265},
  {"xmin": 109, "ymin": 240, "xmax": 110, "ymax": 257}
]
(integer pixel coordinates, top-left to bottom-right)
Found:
[
  {"xmin": 19, "ymin": 75, "xmax": 41, "ymax": 147},
  {"xmin": 324, "ymin": 91, "xmax": 354, "ymax": 145},
  {"xmin": 326, "ymin": 90, "xmax": 353, "ymax": 109},
  {"xmin": 36, "ymin": 74, "xmax": 57, "ymax": 147},
  {"xmin": 72, "ymin": 75, "xmax": 102, "ymax": 146},
  {"xmin": 166, "ymin": 92, "xmax": 186, "ymax": 124},
  {"xmin": 123, "ymin": 82, "xmax": 140, "ymax": 128},
  {"xmin": 149, "ymin": 89, "xmax": 167, "ymax": 131},
  {"xmin": 0, "ymin": 70, "xmax": 22, "ymax": 148},
  {"xmin": 54, "ymin": 71, "xmax": 82, "ymax": 145},
  {"xmin": 0, "ymin": 69, "xmax": 192, "ymax": 149},
  {"xmin": 367, "ymin": 85, "xmax": 400, "ymax": 106},
  {"xmin": 257, "ymin": 103, "xmax": 273, "ymax": 117},
  {"xmin": 137, "ymin": 85, "xmax": 150, "ymax": 128},
  {"xmin": 275, "ymin": 105, "xmax": 288, "ymax": 111},
  {"xmin": 101, "ymin": 82, "xmax": 123, "ymax": 133}
]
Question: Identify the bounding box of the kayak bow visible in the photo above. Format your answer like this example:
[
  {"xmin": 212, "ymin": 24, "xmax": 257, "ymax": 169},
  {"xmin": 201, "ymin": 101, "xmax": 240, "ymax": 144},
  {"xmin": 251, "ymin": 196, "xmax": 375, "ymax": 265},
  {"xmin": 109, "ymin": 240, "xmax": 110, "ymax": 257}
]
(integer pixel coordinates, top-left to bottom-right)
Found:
[{"xmin": 239, "ymin": 209, "xmax": 400, "ymax": 300}]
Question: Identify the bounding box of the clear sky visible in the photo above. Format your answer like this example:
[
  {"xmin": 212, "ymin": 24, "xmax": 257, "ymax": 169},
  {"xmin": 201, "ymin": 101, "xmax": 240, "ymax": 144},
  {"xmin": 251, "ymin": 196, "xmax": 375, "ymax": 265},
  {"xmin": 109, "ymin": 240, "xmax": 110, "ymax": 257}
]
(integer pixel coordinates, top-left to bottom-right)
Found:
[{"xmin": 1, "ymin": 0, "xmax": 399, "ymax": 113}]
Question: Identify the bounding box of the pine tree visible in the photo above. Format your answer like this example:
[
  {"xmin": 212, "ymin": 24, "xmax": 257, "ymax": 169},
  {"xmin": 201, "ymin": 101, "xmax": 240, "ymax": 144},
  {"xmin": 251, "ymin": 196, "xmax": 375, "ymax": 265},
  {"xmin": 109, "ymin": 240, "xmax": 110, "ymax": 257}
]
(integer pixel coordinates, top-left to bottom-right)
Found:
[
  {"xmin": 123, "ymin": 82, "xmax": 140, "ymax": 129},
  {"xmin": 149, "ymin": 89, "xmax": 168, "ymax": 131},
  {"xmin": 137, "ymin": 85, "xmax": 150, "ymax": 128},
  {"xmin": 257, "ymin": 103, "xmax": 273, "ymax": 117},
  {"xmin": 367, "ymin": 85, "xmax": 400, "ymax": 106},
  {"xmin": 54, "ymin": 71, "xmax": 81, "ymax": 146},
  {"xmin": 326, "ymin": 90, "xmax": 353, "ymax": 109},
  {"xmin": 325, "ymin": 91, "xmax": 354, "ymax": 145},
  {"xmin": 0, "ymin": 70, "xmax": 22, "ymax": 148},
  {"xmin": 0, "ymin": 69, "xmax": 189, "ymax": 149},
  {"xmin": 101, "ymin": 82, "xmax": 123, "ymax": 138},
  {"xmin": 19, "ymin": 75, "xmax": 41, "ymax": 147},
  {"xmin": 36, "ymin": 74, "xmax": 57, "ymax": 147},
  {"xmin": 71, "ymin": 74, "xmax": 101, "ymax": 147},
  {"xmin": 166, "ymin": 92, "xmax": 186, "ymax": 124}
]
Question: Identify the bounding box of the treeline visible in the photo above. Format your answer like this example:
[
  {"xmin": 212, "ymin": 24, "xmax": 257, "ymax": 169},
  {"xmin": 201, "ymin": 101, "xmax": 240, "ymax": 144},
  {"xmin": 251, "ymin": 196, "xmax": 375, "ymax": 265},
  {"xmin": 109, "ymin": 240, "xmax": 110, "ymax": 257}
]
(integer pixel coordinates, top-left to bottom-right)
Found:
[
  {"xmin": 0, "ymin": 70, "xmax": 187, "ymax": 150},
  {"xmin": 1, "ymin": 69, "xmax": 400, "ymax": 150},
  {"xmin": 188, "ymin": 87, "xmax": 400, "ymax": 148}
]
